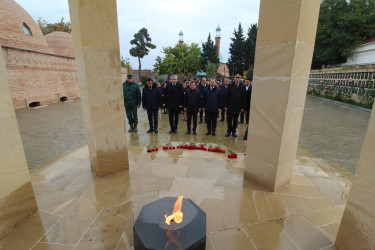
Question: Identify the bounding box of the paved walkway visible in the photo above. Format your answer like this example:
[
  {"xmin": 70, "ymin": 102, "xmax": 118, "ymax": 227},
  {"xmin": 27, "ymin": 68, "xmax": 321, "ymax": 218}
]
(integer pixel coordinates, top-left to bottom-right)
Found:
[{"xmin": 16, "ymin": 96, "xmax": 371, "ymax": 172}]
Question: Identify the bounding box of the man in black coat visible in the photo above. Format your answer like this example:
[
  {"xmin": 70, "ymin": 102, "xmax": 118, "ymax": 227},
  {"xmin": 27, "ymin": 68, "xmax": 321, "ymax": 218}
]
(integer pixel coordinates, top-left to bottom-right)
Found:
[
  {"xmin": 225, "ymin": 74, "xmax": 246, "ymax": 137},
  {"xmin": 219, "ymin": 78, "xmax": 230, "ymax": 121},
  {"xmin": 240, "ymin": 79, "xmax": 252, "ymax": 124},
  {"xmin": 198, "ymin": 77, "xmax": 208, "ymax": 123},
  {"xmin": 203, "ymin": 78, "xmax": 222, "ymax": 136},
  {"xmin": 142, "ymin": 78, "xmax": 162, "ymax": 133},
  {"xmin": 184, "ymin": 81, "xmax": 201, "ymax": 135},
  {"xmin": 163, "ymin": 75, "xmax": 184, "ymax": 133}
]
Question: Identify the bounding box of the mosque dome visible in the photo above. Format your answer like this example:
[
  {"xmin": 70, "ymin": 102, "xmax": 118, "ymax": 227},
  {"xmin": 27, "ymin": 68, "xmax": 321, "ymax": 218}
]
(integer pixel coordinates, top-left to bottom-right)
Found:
[
  {"xmin": 0, "ymin": 0, "xmax": 51, "ymax": 53},
  {"xmin": 45, "ymin": 32, "xmax": 75, "ymax": 58}
]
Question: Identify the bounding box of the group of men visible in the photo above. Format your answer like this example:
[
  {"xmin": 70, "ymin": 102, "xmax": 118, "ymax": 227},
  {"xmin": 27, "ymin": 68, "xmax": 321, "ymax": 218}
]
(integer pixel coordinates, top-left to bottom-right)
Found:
[{"xmin": 122, "ymin": 73, "xmax": 252, "ymax": 137}]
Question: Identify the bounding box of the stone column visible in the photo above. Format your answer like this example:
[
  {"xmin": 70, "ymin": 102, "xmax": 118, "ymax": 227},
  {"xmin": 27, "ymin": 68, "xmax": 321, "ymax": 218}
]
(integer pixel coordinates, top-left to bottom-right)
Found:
[
  {"xmin": 336, "ymin": 103, "xmax": 375, "ymax": 249},
  {"xmin": 68, "ymin": 0, "xmax": 129, "ymax": 177},
  {"xmin": 245, "ymin": 0, "xmax": 321, "ymax": 191},
  {"xmin": 0, "ymin": 45, "xmax": 37, "ymax": 237}
]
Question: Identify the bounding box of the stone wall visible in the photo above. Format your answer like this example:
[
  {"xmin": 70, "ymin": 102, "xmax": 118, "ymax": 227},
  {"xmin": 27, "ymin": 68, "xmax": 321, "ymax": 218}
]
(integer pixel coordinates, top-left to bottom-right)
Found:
[
  {"xmin": 308, "ymin": 65, "xmax": 375, "ymax": 108},
  {"xmin": 2, "ymin": 46, "xmax": 80, "ymax": 109}
]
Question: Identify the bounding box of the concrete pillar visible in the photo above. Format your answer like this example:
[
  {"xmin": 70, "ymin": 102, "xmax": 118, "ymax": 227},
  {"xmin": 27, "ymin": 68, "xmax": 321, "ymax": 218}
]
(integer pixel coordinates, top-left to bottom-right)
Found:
[
  {"xmin": 336, "ymin": 102, "xmax": 375, "ymax": 249},
  {"xmin": 245, "ymin": 0, "xmax": 321, "ymax": 191},
  {"xmin": 0, "ymin": 45, "xmax": 37, "ymax": 237},
  {"xmin": 68, "ymin": 0, "xmax": 129, "ymax": 177}
]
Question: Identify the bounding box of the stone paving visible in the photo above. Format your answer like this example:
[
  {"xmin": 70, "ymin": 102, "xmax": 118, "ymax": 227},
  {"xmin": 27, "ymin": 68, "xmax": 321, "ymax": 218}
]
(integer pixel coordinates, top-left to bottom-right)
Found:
[
  {"xmin": 299, "ymin": 96, "xmax": 370, "ymax": 173},
  {"xmin": 15, "ymin": 95, "xmax": 371, "ymax": 172}
]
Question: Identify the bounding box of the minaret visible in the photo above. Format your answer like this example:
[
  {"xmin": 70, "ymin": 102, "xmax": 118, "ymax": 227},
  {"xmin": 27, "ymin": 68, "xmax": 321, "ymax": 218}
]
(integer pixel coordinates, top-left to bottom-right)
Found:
[
  {"xmin": 179, "ymin": 30, "xmax": 184, "ymax": 44},
  {"xmin": 215, "ymin": 25, "xmax": 221, "ymax": 60}
]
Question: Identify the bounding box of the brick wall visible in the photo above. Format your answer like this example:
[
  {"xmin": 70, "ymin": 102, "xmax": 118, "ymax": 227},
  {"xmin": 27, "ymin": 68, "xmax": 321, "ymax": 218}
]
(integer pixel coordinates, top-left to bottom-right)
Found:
[{"xmin": 2, "ymin": 46, "xmax": 80, "ymax": 109}]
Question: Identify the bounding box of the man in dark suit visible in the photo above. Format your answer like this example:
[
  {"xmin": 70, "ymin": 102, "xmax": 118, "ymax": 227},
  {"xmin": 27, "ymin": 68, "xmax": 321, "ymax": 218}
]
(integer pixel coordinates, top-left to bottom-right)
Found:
[
  {"xmin": 203, "ymin": 78, "xmax": 222, "ymax": 136},
  {"xmin": 198, "ymin": 77, "xmax": 208, "ymax": 123},
  {"xmin": 240, "ymin": 79, "xmax": 252, "ymax": 124},
  {"xmin": 184, "ymin": 81, "xmax": 201, "ymax": 135},
  {"xmin": 225, "ymin": 74, "xmax": 246, "ymax": 137},
  {"xmin": 142, "ymin": 78, "xmax": 162, "ymax": 133},
  {"xmin": 219, "ymin": 78, "xmax": 230, "ymax": 121},
  {"xmin": 163, "ymin": 75, "xmax": 184, "ymax": 133}
]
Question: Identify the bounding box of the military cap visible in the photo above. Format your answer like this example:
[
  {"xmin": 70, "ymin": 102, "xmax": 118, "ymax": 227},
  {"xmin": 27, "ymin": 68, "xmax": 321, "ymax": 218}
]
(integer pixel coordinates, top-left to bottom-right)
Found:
[
  {"xmin": 234, "ymin": 73, "xmax": 242, "ymax": 78},
  {"xmin": 127, "ymin": 74, "xmax": 133, "ymax": 78}
]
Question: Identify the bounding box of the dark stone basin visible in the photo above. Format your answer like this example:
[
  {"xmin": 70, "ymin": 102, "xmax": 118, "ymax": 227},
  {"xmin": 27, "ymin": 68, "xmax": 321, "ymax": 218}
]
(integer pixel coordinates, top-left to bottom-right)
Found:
[{"xmin": 133, "ymin": 197, "xmax": 206, "ymax": 250}]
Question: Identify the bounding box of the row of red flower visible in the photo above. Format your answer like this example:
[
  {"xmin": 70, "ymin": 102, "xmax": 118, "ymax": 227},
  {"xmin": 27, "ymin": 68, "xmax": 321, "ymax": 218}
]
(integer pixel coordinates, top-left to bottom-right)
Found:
[{"xmin": 147, "ymin": 143, "xmax": 238, "ymax": 158}]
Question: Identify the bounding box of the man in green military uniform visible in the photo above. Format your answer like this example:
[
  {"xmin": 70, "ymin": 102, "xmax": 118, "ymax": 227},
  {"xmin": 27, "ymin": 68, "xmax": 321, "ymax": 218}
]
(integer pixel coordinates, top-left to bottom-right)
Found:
[{"xmin": 123, "ymin": 74, "xmax": 141, "ymax": 132}]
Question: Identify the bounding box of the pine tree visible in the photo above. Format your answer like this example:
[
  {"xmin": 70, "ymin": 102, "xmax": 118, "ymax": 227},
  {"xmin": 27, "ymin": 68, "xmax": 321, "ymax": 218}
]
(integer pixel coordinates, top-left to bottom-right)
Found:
[
  {"xmin": 201, "ymin": 33, "xmax": 219, "ymax": 70},
  {"xmin": 227, "ymin": 23, "xmax": 246, "ymax": 77},
  {"xmin": 129, "ymin": 28, "xmax": 156, "ymax": 81},
  {"xmin": 244, "ymin": 23, "xmax": 257, "ymax": 70}
]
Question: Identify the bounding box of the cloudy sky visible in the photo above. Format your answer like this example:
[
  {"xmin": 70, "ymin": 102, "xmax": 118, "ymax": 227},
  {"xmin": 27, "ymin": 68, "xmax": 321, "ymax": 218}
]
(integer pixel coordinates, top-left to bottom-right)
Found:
[{"xmin": 15, "ymin": 0, "xmax": 260, "ymax": 70}]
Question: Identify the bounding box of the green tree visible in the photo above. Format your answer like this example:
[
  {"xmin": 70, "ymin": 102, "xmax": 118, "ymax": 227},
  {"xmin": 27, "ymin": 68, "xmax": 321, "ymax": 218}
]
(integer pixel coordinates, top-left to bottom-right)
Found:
[
  {"xmin": 312, "ymin": 0, "xmax": 375, "ymax": 68},
  {"xmin": 227, "ymin": 23, "xmax": 246, "ymax": 77},
  {"xmin": 206, "ymin": 62, "xmax": 219, "ymax": 78},
  {"xmin": 244, "ymin": 23, "xmax": 257, "ymax": 70},
  {"xmin": 129, "ymin": 28, "xmax": 156, "ymax": 81},
  {"xmin": 121, "ymin": 57, "xmax": 132, "ymax": 73},
  {"xmin": 153, "ymin": 43, "xmax": 202, "ymax": 77},
  {"xmin": 37, "ymin": 17, "xmax": 71, "ymax": 35},
  {"xmin": 201, "ymin": 33, "xmax": 219, "ymax": 70}
]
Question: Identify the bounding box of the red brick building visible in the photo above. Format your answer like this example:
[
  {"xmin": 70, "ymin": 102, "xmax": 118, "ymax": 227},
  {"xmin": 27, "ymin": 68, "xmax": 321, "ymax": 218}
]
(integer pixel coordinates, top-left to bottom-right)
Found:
[{"xmin": 0, "ymin": 0, "xmax": 80, "ymax": 109}]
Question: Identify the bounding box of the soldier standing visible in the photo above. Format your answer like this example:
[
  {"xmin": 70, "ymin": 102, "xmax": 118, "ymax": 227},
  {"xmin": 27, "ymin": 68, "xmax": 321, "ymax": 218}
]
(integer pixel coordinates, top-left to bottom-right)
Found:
[
  {"xmin": 225, "ymin": 74, "xmax": 246, "ymax": 137},
  {"xmin": 123, "ymin": 74, "xmax": 141, "ymax": 132}
]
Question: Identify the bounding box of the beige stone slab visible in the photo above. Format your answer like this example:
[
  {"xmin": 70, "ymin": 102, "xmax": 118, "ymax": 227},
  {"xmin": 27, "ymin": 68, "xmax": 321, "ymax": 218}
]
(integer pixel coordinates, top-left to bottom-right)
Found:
[
  {"xmin": 155, "ymin": 176, "xmax": 174, "ymax": 192},
  {"xmin": 244, "ymin": 156, "xmax": 277, "ymax": 191},
  {"xmin": 209, "ymin": 228, "xmax": 256, "ymax": 250},
  {"xmin": 257, "ymin": 1, "xmax": 300, "ymax": 46},
  {"xmin": 336, "ymin": 203, "xmax": 375, "ymax": 249},
  {"xmin": 40, "ymin": 190, "xmax": 80, "ymax": 216},
  {"xmin": 0, "ymin": 210, "xmax": 60, "ymax": 250},
  {"xmin": 152, "ymin": 163, "xmax": 188, "ymax": 178},
  {"xmin": 205, "ymin": 186, "xmax": 224, "ymax": 200},
  {"xmin": 320, "ymin": 223, "xmax": 340, "ymax": 243},
  {"xmin": 274, "ymin": 160, "xmax": 295, "ymax": 190},
  {"xmin": 244, "ymin": 221, "xmax": 298, "ymax": 250},
  {"xmin": 307, "ymin": 197, "xmax": 332, "ymax": 210},
  {"xmin": 254, "ymin": 42, "xmax": 295, "ymax": 78},
  {"xmin": 253, "ymin": 191, "xmax": 276, "ymax": 223},
  {"xmin": 75, "ymin": 208, "xmax": 127, "ymax": 250},
  {"xmin": 108, "ymin": 200, "xmax": 134, "ymax": 222},
  {"xmin": 31, "ymin": 243, "xmax": 74, "ymax": 250},
  {"xmin": 129, "ymin": 169, "xmax": 155, "ymax": 181},
  {"xmin": 129, "ymin": 161, "xmax": 153, "ymax": 173},
  {"xmin": 131, "ymin": 191, "xmax": 160, "ymax": 219},
  {"xmin": 224, "ymin": 187, "xmax": 259, "ymax": 228},
  {"xmin": 290, "ymin": 174, "xmax": 316, "ymax": 186},
  {"xmin": 356, "ymin": 131, "xmax": 375, "ymax": 185},
  {"xmin": 199, "ymin": 198, "xmax": 225, "ymax": 232},
  {"xmin": 302, "ymin": 206, "xmax": 343, "ymax": 227},
  {"xmin": 282, "ymin": 195, "xmax": 313, "ymax": 215},
  {"xmin": 266, "ymin": 192, "xmax": 292, "ymax": 219},
  {"xmin": 40, "ymin": 198, "xmax": 101, "ymax": 245},
  {"xmin": 276, "ymin": 215, "xmax": 333, "ymax": 249},
  {"xmin": 216, "ymin": 174, "xmax": 266, "ymax": 191},
  {"xmin": 278, "ymin": 183, "xmax": 326, "ymax": 198},
  {"xmin": 185, "ymin": 165, "xmax": 228, "ymax": 180},
  {"xmin": 307, "ymin": 176, "xmax": 350, "ymax": 204},
  {"xmin": 170, "ymin": 177, "xmax": 216, "ymax": 196}
]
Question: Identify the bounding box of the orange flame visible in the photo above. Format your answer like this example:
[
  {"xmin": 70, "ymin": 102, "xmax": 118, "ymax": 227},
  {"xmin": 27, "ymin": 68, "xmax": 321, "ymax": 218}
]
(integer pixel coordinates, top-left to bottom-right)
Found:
[
  {"xmin": 164, "ymin": 196, "xmax": 184, "ymax": 225},
  {"xmin": 165, "ymin": 231, "xmax": 182, "ymax": 250}
]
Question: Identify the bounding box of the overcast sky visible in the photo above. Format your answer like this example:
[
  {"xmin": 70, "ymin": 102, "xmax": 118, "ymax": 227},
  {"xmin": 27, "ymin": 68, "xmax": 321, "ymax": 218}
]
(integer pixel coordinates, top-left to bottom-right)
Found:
[{"xmin": 15, "ymin": 0, "xmax": 260, "ymax": 70}]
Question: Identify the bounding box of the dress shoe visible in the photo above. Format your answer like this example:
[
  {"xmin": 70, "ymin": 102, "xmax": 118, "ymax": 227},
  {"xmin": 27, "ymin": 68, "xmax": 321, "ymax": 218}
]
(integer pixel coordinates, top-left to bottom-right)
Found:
[
  {"xmin": 199, "ymin": 121, "xmax": 203, "ymax": 124},
  {"xmin": 219, "ymin": 119, "xmax": 224, "ymax": 122},
  {"xmin": 239, "ymin": 121, "xmax": 244, "ymax": 124},
  {"xmin": 154, "ymin": 130, "xmax": 158, "ymax": 134},
  {"xmin": 225, "ymin": 132, "xmax": 231, "ymax": 137},
  {"xmin": 128, "ymin": 124, "xmax": 134, "ymax": 132},
  {"xmin": 173, "ymin": 130, "xmax": 178, "ymax": 134},
  {"xmin": 232, "ymin": 132, "xmax": 237, "ymax": 137},
  {"xmin": 186, "ymin": 131, "xmax": 191, "ymax": 135},
  {"xmin": 147, "ymin": 129, "xmax": 153, "ymax": 133},
  {"xmin": 212, "ymin": 132, "xmax": 216, "ymax": 136},
  {"xmin": 133, "ymin": 124, "xmax": 138, "ymax": 132},
  {"xmin": 169, "ymin": 130, "xmax": 174, "ymax": 134},
  {"xmin": 206, "ymin": 132, "xmax": 211, "ymax": 136},
  {"xmin": 193, "ymin": 131, "xmax": 197, "ymax": 135}
]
